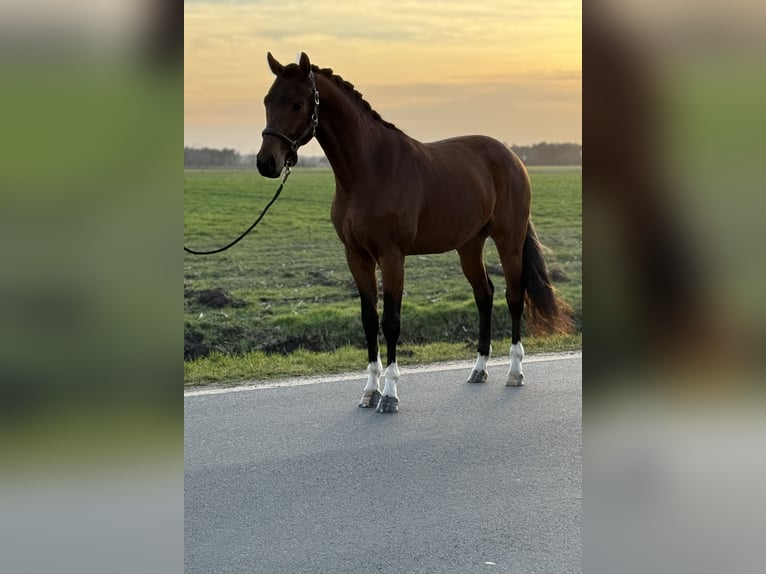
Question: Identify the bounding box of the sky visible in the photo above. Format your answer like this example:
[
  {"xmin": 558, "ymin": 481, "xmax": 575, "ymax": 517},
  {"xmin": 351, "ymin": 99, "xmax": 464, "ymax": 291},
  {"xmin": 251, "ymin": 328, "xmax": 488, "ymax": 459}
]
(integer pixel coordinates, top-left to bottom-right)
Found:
[{"xmin": 184, "ymin": 0, "xmax": 581, "ymax": 155}]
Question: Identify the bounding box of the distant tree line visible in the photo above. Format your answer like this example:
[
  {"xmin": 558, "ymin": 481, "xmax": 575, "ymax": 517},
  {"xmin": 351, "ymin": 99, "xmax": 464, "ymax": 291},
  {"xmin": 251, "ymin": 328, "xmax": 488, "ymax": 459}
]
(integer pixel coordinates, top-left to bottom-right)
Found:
[
  {"xmin": 507, "ymin": 142, "xmax": 582, "ymax": 166},
  {"xmin": 184, "ymin": 147, "xmax": 331, "ymax": 168},
  {"xmin": 184, "ymin": 142, "xmax": 581, "ymax": 168},
  {"xmin": 184, "ymin": 147, "xmax": 240, "ymax": 167}
]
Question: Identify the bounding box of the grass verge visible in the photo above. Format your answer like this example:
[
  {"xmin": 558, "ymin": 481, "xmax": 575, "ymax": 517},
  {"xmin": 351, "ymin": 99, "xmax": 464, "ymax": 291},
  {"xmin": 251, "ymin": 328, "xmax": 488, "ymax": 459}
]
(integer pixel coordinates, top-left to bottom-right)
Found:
[{"xmin": 184, "ymin": 333, "xmax": 581, "ymax": 387}]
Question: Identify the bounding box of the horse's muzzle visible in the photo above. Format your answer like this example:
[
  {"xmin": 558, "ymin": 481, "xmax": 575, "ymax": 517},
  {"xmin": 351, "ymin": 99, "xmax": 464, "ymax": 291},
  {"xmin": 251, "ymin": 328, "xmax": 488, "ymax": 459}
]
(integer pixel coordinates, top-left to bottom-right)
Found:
[{"xmin": 256, "ymin": 154, "xmax": 280, "ymax": 178}]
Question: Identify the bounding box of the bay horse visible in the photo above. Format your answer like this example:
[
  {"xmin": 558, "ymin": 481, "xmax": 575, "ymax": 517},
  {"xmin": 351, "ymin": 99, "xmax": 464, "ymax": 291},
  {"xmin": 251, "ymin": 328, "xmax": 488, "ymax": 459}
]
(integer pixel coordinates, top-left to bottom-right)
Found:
[{"xmin": 256, "ymin": 52, "xmax": 570, "ymax": 413}]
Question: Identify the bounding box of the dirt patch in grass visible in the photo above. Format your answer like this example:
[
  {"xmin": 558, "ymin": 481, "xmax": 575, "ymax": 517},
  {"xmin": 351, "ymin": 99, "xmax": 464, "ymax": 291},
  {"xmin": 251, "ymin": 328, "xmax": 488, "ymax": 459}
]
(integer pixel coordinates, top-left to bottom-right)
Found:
[
  {"xmin": 549, "ymin": 267, "xmax": 569, "ymax": 282},
  {"xmin": 184, "ymin": 326, "xmax": 209, "ymax": 360},
  {"xmin": 184, "ymin": 287, "xmax": 246, "ymax": 309},
  {"xmin": 478, "ymin": 263, "xmax": 568, "ymax": 283}
]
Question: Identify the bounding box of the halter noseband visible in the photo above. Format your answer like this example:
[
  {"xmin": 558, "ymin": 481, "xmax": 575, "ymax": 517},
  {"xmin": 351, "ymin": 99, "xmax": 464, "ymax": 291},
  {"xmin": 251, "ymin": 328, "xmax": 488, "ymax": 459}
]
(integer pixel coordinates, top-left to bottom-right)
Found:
[{"xmin": 261, "ymin": 70, "xmax": 320, "ymax": 161}]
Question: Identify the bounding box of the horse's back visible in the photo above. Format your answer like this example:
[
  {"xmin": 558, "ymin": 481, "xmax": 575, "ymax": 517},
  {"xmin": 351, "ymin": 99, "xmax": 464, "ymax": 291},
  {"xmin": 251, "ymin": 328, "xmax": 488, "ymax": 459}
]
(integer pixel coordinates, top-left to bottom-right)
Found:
[
  {"xmin": 389, "ymin": 135, "xmax": 528, "ymax": 254},
  {"xmin": 425, "ymin": 135, "xmax": 519, "ymax": 167},
  {"xmin": 422, "ymin": 134, "xmax": 527, "ymax": 194}
]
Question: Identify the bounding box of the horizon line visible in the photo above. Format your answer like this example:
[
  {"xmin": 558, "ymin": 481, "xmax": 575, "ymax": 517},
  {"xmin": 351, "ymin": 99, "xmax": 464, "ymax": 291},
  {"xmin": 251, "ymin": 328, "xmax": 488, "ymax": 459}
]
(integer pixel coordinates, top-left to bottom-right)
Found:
[{"xmin": 184, "ymin": 141, "xmax": 583, "ymax": 153}]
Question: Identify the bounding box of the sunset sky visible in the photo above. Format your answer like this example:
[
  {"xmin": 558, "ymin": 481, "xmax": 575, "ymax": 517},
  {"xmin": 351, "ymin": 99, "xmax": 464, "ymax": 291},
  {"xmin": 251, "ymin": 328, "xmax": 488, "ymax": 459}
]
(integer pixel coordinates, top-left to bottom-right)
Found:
[{"xmin": 184, "ymin": 0, "xmax": 581, "ymax": 155}]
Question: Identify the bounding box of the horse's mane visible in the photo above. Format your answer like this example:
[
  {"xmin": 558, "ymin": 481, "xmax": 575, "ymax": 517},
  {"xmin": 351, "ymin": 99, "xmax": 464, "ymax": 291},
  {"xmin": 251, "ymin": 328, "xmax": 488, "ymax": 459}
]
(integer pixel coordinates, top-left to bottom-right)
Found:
[{"xmin": 311, "ymin": 65, "xmax": 401, "ymax": 133}]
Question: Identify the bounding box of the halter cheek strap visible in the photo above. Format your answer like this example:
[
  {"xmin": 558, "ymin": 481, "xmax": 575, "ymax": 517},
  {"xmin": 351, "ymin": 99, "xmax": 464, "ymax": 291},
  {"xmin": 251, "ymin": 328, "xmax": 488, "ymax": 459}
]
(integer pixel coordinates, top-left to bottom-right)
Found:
[{"xmin": 261, "ymin": 71, "xmax": 320, "ymax": 157}]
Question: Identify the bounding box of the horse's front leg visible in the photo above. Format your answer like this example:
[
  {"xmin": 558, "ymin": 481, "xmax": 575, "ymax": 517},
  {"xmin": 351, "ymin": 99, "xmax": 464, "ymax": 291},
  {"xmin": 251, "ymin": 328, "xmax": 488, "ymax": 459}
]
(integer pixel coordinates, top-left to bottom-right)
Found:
[
  {"xmin": 377, "ymin": 253, "xmax": 405, "ymax": 413},
  {"xmin": 359, "ymin": 292, "xmax": 382, "ymax": 408},
  {"xmin": 346, "ymin": 249, "xmax": 382, "ymax": 408}
]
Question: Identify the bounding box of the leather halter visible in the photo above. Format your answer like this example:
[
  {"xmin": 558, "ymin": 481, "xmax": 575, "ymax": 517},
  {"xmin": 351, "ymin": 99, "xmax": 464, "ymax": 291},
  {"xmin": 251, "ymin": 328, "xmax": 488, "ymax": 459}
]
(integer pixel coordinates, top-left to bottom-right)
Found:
[{"xmin": 261, "ymin": 70, "xmax": 320, "ymax": 162}]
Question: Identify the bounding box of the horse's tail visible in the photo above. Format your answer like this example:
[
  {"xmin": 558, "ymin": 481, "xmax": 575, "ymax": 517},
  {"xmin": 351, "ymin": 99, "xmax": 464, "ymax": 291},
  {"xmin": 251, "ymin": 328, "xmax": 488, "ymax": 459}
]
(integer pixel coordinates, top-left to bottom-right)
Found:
[{"xmin": 522, "ymin": 221, "xmax": 573, "ymax": 334}]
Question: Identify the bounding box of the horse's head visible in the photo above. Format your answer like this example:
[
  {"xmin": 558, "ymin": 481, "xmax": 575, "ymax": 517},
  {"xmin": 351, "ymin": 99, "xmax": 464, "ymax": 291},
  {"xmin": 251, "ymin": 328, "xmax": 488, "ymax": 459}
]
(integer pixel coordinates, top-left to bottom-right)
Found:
[{"xmin": 256, "ymin": 52, "xmax": 319, "ymax": 178}]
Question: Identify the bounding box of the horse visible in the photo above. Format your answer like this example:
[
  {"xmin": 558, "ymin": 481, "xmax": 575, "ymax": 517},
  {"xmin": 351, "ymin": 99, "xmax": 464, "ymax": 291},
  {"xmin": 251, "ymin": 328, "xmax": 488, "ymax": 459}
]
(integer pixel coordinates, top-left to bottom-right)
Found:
[{"xmin": 256, "ymin": 52, "xmax": 571, "ymax": 413}]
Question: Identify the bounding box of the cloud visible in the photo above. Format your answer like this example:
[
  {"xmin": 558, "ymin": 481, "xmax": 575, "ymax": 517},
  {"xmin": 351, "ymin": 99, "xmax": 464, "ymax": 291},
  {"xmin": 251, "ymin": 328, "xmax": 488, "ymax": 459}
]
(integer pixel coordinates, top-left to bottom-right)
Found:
[{"xmin": 185, "ymin": 0, "xmax": 579, "ymax": 47}]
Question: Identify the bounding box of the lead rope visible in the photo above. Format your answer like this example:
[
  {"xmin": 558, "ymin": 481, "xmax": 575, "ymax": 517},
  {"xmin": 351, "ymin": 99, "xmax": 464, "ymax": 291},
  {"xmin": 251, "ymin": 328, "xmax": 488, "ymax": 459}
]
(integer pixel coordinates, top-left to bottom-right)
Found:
[{"xmin": 183, "ymin": 165, "xmax": 291, "ymax": 255}]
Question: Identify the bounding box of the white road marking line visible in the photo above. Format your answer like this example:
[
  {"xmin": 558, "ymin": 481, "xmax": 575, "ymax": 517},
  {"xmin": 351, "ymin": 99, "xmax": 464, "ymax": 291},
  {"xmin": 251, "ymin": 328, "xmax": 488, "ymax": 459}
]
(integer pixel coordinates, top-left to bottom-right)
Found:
[{"xmin": 184, "ymin": 351, "xmax": 581, "ymax": 397}]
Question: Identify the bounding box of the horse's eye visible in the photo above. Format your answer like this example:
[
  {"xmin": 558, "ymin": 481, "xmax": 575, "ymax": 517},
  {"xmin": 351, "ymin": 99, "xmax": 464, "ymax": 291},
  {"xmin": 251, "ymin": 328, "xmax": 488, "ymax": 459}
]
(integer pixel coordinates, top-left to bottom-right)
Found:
[{"xmin": 291, "ymin": 101, "xmax": 303, "ymax": 111}]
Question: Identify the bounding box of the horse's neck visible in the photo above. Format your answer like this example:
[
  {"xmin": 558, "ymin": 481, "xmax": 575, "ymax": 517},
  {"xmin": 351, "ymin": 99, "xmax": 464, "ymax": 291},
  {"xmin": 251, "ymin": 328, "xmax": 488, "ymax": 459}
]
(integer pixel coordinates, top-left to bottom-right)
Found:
[{"xmin": 314, "ymin": 75, "xmax": 388, "ymax": 189}]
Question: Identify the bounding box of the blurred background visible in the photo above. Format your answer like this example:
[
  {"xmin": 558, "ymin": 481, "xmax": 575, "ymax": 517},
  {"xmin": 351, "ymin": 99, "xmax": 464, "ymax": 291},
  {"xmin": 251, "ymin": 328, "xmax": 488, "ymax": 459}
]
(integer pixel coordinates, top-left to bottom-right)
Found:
[
  {"xmin": 586, "ymin": 0, "xmax": 766, "ymax": 572},
  {"xmin": 3, "ymin": 0, "xmax": 766, "ymax": 572},
  {"xmin": 0, "ymin": 1, "xmax": 181, "ymax": 572}
]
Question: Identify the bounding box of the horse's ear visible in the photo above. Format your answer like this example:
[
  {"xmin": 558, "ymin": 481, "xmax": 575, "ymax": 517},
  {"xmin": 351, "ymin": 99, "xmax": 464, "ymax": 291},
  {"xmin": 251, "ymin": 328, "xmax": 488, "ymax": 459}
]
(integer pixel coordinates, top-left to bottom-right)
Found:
[
  {"xmin": 298, "ymin": 52, "xmax": 311, "ymax": 76},
  {"xmin": 267, "ymin": 52, "xmax": 284, "ymax": 75}
]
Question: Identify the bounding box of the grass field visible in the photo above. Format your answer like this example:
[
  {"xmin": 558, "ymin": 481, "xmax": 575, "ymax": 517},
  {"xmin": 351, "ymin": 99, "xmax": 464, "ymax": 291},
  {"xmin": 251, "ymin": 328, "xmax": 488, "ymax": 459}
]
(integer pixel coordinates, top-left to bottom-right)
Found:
[{"xmin": 184, "ymin": 166, "xmax": 581, "ymax": 385}]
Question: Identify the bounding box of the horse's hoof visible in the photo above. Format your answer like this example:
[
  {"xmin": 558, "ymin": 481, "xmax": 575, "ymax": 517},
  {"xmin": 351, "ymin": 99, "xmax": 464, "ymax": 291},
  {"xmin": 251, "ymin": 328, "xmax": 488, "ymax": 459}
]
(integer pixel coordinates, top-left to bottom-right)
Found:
[
  {"xmin": 506, "ymin": 373, "xmax": 525, "ymax": 387},
  {"xmin": 359, "ymin": 389, "xmax": 381, "ymax": 408},
  {"xmin": 466, "ymin": 369, "xmax": 488, "ymax": 384},
  {"xmin": 376, "ymin": 395, "xmax": 399, "ymax": 413}
]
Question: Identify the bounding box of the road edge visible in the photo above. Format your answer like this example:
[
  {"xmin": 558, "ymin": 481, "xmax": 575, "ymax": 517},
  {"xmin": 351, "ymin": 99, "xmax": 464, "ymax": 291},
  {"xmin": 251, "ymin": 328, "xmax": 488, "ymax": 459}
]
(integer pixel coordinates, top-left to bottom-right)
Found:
[{"xmin": 184, "ymin": 350, "xmax": 582, "ymax": 398}]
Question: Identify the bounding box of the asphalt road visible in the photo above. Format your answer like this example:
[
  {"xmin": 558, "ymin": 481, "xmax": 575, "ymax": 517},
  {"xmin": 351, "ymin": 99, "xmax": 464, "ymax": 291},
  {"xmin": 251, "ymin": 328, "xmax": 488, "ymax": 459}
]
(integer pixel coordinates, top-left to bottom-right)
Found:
[{"xmin": 185, "ymin": 353, "xmax": 581, "ymax": 574}]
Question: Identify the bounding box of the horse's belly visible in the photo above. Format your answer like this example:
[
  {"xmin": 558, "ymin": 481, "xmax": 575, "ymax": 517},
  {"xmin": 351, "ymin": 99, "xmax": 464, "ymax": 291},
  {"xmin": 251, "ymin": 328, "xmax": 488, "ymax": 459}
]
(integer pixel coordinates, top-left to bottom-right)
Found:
[
  {"xmin": 406, "ymin": 192, "xmax": 492, "ymax": 254},
  {"xmin": 406, "ymin": 226, "xmax": 481, "ymax": 255}
]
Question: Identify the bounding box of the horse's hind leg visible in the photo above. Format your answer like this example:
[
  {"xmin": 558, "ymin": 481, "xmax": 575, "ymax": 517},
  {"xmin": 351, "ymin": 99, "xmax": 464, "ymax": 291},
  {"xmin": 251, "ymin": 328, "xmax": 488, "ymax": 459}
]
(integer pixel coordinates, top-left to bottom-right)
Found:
[
  {"xmin": 458, "ymin": 236, "xmax": 494, "ymax": 384},
  {"xmin": 492, "ymin": 231, "xmax": 527, "ymax": 386},
  {"xmin": 345, "ymin": 248, "xmax": 383, "ymax": 408}
]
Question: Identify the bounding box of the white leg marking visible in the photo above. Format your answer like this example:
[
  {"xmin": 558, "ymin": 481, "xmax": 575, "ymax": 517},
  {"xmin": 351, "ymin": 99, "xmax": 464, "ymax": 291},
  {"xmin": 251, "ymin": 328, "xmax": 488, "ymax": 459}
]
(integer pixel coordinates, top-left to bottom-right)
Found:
[
  {"xmin": 507, "ymin": 342, "xmax": 525, "ymax": 386},
  {"xmin": 381, "ymin": 362, "xmax": 400, "ymax": 399},
  {"xmin": 466, "ymin": 346, "xmax": 491, "ymax": 383},
  {"xmin": 359, "ymin": 356, "xmax": 383, "ymax": 407},
  {"xmin": 364, "ymin": 356, "xmax": 383, "ymax": 392},
  {"xmin": 472, "ymin": 346, "xmax": 491, "ymax": 373}
]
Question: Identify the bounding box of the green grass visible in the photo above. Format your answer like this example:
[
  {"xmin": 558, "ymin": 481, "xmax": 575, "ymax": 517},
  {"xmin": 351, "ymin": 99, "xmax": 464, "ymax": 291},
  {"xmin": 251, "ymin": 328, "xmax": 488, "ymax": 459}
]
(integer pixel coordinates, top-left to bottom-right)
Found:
[{"xmin": 184, "ymin": 166, "xmax": 581, "ymax": 385}]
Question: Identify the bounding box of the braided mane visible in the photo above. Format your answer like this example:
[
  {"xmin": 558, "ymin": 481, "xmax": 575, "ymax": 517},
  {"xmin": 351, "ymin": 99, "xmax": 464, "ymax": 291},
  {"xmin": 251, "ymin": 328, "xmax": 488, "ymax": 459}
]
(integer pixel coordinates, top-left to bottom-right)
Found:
[{"xmin": 311, "ymin": 65, "xmax": 401, "ymax": 133}]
